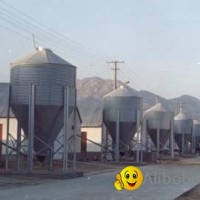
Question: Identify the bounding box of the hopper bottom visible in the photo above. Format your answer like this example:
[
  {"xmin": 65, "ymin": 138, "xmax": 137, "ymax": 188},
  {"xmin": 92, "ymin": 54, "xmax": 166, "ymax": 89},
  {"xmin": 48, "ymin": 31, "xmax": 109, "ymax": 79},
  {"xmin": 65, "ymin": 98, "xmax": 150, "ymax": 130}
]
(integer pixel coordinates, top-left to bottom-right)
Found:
[
  {"xmin": 195, "ymin": 136, "xmax": 200, "ymax": 147},
  {"xmin": 11, "ymin": 104, "xmax": 73, "ymax": 162},
  {"xmin": 104, "ymin": 121, "xmax": 137, "ymax": 151},
  {"xmin": 147, "ymin": 129, "xmax": 170, "ymax": 149},
  {"xmin": 174, "ymin": 134, "xmax": 192, "ymax": 152}
]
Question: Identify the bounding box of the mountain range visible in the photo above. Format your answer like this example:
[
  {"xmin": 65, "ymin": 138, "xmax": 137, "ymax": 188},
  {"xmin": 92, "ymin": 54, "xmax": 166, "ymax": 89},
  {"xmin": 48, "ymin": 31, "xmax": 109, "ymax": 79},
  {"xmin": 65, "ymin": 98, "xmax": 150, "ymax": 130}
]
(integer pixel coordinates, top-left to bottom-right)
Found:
[{"xmin": 77, "ymin": 77, "xmax": 200, "ymax": 122}]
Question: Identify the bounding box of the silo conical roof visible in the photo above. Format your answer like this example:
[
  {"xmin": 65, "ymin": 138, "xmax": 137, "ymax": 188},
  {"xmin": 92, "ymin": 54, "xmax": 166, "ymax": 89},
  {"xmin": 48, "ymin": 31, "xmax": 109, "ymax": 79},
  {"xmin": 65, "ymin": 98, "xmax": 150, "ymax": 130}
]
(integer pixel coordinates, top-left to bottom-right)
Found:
[
  {"xmin": 104, "ymin": 85, "xmax": 140, "ymax": 98},
  {"xmin": 145, "ymin": 103, "xmax": 167, "ymax": 113},
  {"xmin": 174, "ymin": 104, "xmax": 191, "ymax": 120},
  {"xmin": 174, "ymin": 113, "xmax": 190, "ymax": 120},
  {"xmin": 11, "ymin": 47, "xmax": 73, "ymax": 66}
]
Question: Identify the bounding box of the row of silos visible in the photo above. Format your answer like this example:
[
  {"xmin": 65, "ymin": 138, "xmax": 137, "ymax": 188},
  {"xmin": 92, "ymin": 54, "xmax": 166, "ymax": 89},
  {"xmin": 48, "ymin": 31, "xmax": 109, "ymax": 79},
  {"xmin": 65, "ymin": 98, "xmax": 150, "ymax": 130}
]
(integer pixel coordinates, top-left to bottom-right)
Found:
[
  {"xmin": 6, "ymin": 47, "xmax": 200, "ymax": 168},
  {"xmin": 144, "ymin": 103, "xmax": 196, "ymax": 155},
  {"xmin": 103, "ymin": 85, "xmax": 200, "ymax": 160},
  {"xmin": 193, "ymin": 120, "xmax": 200, "ymax": 150},
  {"xmin": 9, "ymin": 49, "xmax": 143, "ymax": 166}
]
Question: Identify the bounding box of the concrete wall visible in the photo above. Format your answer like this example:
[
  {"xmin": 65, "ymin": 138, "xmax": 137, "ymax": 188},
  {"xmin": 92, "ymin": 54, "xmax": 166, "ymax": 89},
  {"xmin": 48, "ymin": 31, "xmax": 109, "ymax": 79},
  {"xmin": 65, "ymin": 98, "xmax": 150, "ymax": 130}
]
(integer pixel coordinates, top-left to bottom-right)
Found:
[{"xmin": 0, "ymin": 117, "xmax": 19, "ymax": 154}]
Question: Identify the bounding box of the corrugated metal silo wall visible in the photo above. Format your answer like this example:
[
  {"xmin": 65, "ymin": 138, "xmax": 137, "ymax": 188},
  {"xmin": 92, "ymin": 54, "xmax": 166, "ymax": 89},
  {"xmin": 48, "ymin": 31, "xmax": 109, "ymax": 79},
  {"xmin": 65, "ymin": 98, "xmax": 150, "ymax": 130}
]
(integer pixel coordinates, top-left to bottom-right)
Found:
[
  {"xmin": 10, "ymin": 64, "xmax": 76, "ymax": 156},
  {"xmin": 103, "ymin": 96, "xmax": 142, "ymax": 150}
]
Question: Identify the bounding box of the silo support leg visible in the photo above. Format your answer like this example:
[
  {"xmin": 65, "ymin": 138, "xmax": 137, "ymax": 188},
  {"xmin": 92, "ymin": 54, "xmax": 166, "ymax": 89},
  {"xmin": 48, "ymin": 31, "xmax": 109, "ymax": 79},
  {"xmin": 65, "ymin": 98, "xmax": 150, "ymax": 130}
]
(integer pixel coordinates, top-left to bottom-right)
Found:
[
  {"xmin": 182, "ymin": 133, "xmax": 185, "ymax": 155},
  {"xmin": 105, "ymin": 128, "xmax": 109, "ymax": 161},
  {"xmin": 100, "ymin": 125, "xmax": 104, "ymax": 162},
  {"xmin": 193, "ymin": 135, "xmax": 196, "ymax": 154},
  {"xmin": 170, "ymin": 120, "xmax": 174, "ymax": 159},
  {"xmin": 63, "ymin": 86, "xmax": 69, "ymax": 174},
  {"xmin": 28, "ymin": 84, "xmax": 35, "ymax": 173},
  {"xmin": 156, "ymin": 121, "xmax": 160, "ymax": 159},
  {"xmin": 115, "ymin": 109, "xmax": 120, "ymax": 162},
  {"xmin": 146, "ymin": 120, "xmax": 149, "ymax": 152},
  {"xmin": 140, "ymin": 131, "xmax": 143, "ymax": 162},
  {"xmin": 49, "ymin": 143, "xmax": 54, "ymax": 171},
  {"xmin": 73, "ymin": 104, "xmax": 77, "ymax": 172},
  {"xmin": 16, "ymin": 121, "xmax": 21, "ymax": 170},
  {"xmin": 136, "ymin": 110, "xmax": 140, "ymax": 163},
  {"xmin": 140, "ymin": 118, "xmax": 144, "ymax": 162},
  {"xmin": 5, "ymin": 109, "xmax": 10, "ymax": 172},
  {"xmin": 5, "ymin": 86, "xmax": 10, "ymax": 172},
  {"xmin": 192, "ymin": 128, "xmax": 195, "ymax": 154}
]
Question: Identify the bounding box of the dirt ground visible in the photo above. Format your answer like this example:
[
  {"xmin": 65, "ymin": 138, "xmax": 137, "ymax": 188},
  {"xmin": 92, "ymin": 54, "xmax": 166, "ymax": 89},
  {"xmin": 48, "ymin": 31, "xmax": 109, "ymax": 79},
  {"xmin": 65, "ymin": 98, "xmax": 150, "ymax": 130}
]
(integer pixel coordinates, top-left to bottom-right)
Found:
[
  {"xmin": 0, "ymin": 176, "xmax": 50, "ymax": 190},
  {"xmin": 0, "ymin": 161, "xmax": 132, "ymax": 189}
]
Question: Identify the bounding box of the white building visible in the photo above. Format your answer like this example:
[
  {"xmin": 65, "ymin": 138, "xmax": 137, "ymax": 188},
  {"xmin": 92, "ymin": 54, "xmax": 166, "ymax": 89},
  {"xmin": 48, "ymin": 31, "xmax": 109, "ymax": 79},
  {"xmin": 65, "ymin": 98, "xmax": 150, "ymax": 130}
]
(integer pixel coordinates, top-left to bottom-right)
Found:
[{"xmin": 78, "ymin": 105, "xmax": 103, "ymax": 154}]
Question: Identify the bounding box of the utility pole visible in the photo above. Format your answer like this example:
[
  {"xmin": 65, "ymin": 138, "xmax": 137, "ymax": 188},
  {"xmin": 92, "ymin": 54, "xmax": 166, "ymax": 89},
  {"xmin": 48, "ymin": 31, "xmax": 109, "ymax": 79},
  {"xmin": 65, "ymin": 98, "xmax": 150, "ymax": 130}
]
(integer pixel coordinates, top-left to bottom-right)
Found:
[{"xmin": 107, "ymin": 61, "xmax": 124, "ymax": 90}]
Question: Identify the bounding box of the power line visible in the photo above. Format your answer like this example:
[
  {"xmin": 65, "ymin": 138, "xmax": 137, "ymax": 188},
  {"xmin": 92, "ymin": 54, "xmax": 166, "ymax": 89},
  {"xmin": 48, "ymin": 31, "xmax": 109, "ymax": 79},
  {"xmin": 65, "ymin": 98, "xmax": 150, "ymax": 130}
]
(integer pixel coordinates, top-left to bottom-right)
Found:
[
  {"xmin": 0, "ymin": 0, "xmax": 161, "ymax": 96},
  {"xmin": 0, "ymin": 11, "xmax": 103, "ymax": 67},
  {"xmin": 0, "ymin": 0, "xmax": 113, "ymax": 62}
]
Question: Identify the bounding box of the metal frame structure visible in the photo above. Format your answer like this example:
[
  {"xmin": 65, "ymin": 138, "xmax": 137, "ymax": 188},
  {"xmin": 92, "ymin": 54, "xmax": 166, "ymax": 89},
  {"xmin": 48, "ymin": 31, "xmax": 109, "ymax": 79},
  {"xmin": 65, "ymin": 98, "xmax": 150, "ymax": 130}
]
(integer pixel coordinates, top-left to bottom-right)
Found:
[
  {"xmin": 5, "ymin": 85, "xmax": 77, "ymax": 174},
  {"xmin": 145, "ymin": 119, "xmax": 174, "ymax": 159},
  {"xmin": 100, "ymin": 109, "xmax": 175, "ymax": 163},
  {"xmin": 101, "ymin": 109, "xmax": 144, "ymax": 163}
]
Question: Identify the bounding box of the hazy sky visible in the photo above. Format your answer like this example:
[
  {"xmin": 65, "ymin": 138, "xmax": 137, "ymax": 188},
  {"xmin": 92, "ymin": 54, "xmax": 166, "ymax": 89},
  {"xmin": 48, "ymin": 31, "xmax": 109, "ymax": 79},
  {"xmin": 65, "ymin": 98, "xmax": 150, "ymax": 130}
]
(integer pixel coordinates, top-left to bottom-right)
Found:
[{"xmin": 1, "ymin": 0, "xmax": 200, "ymax": 99}]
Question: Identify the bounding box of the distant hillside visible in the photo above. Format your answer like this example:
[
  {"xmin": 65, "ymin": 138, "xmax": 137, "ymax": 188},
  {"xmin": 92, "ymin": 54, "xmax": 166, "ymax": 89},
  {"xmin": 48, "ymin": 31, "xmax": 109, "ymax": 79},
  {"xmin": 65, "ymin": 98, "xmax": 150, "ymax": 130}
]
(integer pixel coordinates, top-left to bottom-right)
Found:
[
  {"xmin": 77, "ymin": 77, "xmax": 124, "ymax": 101},
  {"xmin": 77, "ymin": 77, "xmax": 200, "ymax": 121},
  {"xmin": 76, "ymin": 77, "xmax": 124, "ymax": 126},
  {"xmin": 169, "ymin": 95, "xmax": 200, "ymax": 119}
]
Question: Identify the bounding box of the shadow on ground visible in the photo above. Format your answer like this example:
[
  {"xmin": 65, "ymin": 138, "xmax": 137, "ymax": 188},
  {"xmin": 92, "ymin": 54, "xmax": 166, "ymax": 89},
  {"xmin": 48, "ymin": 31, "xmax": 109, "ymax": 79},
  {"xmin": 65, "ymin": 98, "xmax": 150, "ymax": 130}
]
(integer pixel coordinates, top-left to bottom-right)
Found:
[{"xmin": 175, "ymin": 184, "xmax": 200, "ymax": 200}]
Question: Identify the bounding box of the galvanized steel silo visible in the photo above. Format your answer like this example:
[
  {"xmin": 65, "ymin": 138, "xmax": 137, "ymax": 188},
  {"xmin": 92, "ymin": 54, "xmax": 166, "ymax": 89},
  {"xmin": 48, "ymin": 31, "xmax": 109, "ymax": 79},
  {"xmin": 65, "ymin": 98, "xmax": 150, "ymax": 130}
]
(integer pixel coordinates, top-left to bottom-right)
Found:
[
  {"xmin": 174, "ymin": 110, "xmax": 193, "ymax": 153},
  {"xmin": 145, "ymin": 103, "xmax": 173, "ymax": 149},
  {"xmin": 10, "ymin": 47, "xmax": 76, "ymax": 161},
  {"xmin": 103, "ymin": 85, "xmax": 142, "ymax": 151},
  {"xmin": 193, "ymin": 120, "xmax": 200, "ymax": 148}
]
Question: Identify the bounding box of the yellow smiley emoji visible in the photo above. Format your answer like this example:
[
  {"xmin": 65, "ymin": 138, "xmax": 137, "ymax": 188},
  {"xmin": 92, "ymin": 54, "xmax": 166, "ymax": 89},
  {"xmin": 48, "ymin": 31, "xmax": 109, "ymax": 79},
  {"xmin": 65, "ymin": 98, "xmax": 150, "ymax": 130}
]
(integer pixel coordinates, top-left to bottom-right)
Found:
[{"xmin": 114, "ymin": 166, "xmax": 143, "ymax": 191}]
